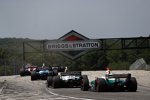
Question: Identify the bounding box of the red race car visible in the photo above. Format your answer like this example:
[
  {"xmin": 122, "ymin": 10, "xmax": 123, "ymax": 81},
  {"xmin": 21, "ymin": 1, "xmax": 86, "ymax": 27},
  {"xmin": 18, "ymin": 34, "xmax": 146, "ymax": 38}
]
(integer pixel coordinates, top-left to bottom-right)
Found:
[{"xmin": 20, "ymin": 64, "xmax": 37, "ymax": 76}]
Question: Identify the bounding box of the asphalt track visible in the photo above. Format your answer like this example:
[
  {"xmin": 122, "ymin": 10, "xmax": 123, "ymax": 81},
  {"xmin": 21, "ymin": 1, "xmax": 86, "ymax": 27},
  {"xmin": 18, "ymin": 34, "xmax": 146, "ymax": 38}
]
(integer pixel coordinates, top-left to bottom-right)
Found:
[
  {"xmin": 0, "ymin": 75, "xmax": 150, "ymax": 100},
  {"xmin": 48, "ymin": 85, "xmax": 150, "ymax": 100}
]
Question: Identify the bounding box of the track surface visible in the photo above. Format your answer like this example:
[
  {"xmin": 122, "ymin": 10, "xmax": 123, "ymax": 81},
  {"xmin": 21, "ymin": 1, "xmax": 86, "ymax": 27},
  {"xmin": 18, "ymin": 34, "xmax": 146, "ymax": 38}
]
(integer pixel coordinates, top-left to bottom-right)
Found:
[{"xmin": 0, "ymin": 75, "xmax": 150, "ymax": 100}]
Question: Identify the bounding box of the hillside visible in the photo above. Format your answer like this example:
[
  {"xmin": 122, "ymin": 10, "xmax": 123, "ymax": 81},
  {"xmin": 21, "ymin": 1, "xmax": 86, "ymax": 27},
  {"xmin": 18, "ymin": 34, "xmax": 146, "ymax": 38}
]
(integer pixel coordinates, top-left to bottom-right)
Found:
[
  {"xmin": 0, "ymin": 38, "xmax": 150, "ymax": 75},
  {"xmin": 0, "ymin": 38, "xmax": 31, "ymax": 53}
]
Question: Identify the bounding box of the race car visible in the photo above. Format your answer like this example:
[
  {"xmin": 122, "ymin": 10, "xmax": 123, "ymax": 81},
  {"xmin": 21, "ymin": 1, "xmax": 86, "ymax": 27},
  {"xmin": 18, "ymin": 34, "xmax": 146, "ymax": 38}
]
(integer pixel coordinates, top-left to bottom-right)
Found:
[
  {"xmin": 81, "ymin": 70, "xmax": 137, "ymax": 92},
  {"xmin": 31, "ymin": 67, "xmax": 58, "ymax": 81},
  {"xmin": 47, "ymin": 71, "xmax": 82, "ymax": 88},
  {"xmin": 20, "ymin": 64, "xmax": 37, "ymax": 76}
]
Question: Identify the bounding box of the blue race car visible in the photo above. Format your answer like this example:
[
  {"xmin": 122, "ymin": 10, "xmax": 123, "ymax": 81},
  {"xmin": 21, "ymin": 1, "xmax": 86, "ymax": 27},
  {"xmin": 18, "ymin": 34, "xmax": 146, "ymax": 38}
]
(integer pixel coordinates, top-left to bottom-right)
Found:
[{"xmin": 31, "ymin": 67, "xmax": 58, "ymax": 81}]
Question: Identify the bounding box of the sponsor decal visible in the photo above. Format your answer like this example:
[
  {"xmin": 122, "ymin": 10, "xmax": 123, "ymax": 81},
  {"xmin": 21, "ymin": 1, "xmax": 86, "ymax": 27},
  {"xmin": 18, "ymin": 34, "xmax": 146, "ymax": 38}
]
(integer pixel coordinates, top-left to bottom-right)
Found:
[{"xmin": 46, "ymin": 41, "xmax": 100, "ymax": 50}]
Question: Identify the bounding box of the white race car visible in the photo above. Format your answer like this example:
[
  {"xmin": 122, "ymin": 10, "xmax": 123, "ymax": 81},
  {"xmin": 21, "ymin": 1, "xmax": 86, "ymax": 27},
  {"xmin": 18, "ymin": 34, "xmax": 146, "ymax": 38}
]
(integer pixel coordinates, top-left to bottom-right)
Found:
[{"xmin": 47, "ymin": 71, "xmax": 82, "ymax": 88}]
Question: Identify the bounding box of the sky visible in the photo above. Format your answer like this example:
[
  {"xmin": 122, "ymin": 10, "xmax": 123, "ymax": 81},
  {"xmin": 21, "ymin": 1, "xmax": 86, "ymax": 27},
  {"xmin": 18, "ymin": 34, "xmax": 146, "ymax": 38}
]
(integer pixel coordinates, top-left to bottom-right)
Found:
[{"xmin": 0, "ymin": 0, "xmax": 150, "ymax": 40}]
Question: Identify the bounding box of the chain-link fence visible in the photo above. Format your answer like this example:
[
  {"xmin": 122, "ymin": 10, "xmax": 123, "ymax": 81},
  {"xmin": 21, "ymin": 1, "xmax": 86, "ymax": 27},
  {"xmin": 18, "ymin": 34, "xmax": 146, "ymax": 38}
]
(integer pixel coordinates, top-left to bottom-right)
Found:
[{"xmin": 0, "ymin": 59, "xmax": 24, "ymax": 76}]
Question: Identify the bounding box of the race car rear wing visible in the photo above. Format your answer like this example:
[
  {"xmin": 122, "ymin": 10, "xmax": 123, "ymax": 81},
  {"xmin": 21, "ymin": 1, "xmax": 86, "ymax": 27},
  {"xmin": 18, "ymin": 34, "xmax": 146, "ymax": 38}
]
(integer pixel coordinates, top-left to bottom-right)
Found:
[
  {"xmin": 106, "ymin": 73, "xmax": 131, "ymax": 79},
  {"xmin": 61, "ymin": 71, "xmax": 81, "ymax": 76}
]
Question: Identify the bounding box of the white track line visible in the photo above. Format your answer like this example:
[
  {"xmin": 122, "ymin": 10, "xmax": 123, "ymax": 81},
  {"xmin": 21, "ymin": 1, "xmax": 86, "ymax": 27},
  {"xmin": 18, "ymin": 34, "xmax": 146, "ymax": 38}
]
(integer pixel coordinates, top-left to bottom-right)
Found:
[
  {"xmin": 45, "ymin": 87, "xmax": 94, "ymax": 100},
  {"xmin": 0, "ymin": 80, "xmax": 7, "ymax": 94}
]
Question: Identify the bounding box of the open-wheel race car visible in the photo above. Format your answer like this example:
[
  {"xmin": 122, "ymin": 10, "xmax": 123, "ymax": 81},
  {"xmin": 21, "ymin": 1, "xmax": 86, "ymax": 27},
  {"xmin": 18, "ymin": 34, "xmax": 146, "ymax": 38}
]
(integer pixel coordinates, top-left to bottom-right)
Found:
[
  {"xmin": 47, "ymin": 71, "xmax": 82, "ymax": 88},
  {"xmin": 20, "ymin": 64, "xmax": 37, "ymax": 76},
  {"xmin": 81, "ymin": 73, "xmax": 137, "ymax": 92},
  {"xmin": 31, "ymin": 67, "xmax": 58, "ymax": 81}
]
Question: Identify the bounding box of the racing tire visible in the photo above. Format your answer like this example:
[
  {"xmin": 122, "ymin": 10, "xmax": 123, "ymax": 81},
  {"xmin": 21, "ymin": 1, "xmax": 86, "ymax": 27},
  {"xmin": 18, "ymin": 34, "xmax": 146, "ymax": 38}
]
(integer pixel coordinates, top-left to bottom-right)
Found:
[
  {"xmin": 53, "ymin": 69, "xmax": 58, "ymax": 76},
  {"xmin": 47, "ymin": 76, "xmax": 53, "ymax": 87},
  {"xmin": 81, "ymin": 75, "xmax": 89, "ymax": 91},
  {"xmin": 31, "ymin": 71, "xmax": 38, "ymax": 81},
  {"xmin": 48, "ymin": 71, "xmax": 53, "ymax": 76},
  {"xmin": 126, "ymin": 77, "xmax": 137, "ymax": 92},
  {"xmin": 52, "ymin": 76, "xmax": 61, "ymax": 88},
  {"xmin": 20, "ymin": 68, "xmax": 25, "ymax": 76},
  {"xmin": 96, "ymin": 78, "xmax": 107, "ymax": 92}
]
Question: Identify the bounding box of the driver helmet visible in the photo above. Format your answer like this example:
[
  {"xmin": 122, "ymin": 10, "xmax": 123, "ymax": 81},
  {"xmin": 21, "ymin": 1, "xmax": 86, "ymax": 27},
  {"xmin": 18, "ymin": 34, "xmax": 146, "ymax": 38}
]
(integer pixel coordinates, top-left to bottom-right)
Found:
[{"xmin": 106, "ymin": 67, "xmax": 110, "ymax": 74}]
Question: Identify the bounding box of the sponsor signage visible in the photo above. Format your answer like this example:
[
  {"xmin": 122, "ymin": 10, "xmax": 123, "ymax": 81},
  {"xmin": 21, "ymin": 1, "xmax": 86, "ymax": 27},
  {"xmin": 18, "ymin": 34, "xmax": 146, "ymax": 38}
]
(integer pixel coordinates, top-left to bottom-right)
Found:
[
  {"xmin": 46, "ymin": 40, "xmax": 100, "ymax": 51},
  {"xmin": 45, "ymin": 30, "xmax": 101, "ymax": 59}
]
